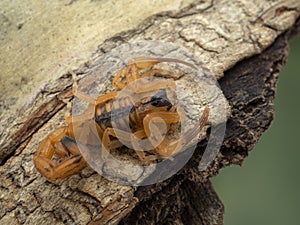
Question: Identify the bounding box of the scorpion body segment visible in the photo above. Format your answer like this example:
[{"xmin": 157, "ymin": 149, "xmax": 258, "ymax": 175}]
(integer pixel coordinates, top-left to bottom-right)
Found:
[{"xmin": 94, "ymin": 89, "xmax": 174, "ymax": 132}]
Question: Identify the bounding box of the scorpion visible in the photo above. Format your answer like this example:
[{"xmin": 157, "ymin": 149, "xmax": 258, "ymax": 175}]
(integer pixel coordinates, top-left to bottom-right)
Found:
[{"xmin": 33, "ymin": 57, "xmax": 210, "ymax": 182}]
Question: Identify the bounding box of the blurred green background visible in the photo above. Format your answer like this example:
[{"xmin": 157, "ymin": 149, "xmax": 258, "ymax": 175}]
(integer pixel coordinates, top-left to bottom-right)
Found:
[{"xmin": 213, "ymin": 35, "xmax": 300, "ymax": 224}]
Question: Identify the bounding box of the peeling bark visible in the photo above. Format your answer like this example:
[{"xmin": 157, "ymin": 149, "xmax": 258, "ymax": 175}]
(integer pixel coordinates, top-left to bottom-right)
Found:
[{"xmin": 1, "ymin": 0, "xmax": 300, "ymax": 224}]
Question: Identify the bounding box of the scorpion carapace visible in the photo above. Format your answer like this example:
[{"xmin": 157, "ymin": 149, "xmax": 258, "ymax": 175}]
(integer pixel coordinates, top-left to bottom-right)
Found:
[{"xmin": 33, "ymin": 57, "xmax": 210, "ymax": 182}]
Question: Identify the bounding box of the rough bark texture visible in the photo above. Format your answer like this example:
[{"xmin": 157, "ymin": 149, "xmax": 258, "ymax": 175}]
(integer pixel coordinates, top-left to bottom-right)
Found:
[{"xmin": 1, "ymin": 0, "xmax": 300, "ymax": 225}]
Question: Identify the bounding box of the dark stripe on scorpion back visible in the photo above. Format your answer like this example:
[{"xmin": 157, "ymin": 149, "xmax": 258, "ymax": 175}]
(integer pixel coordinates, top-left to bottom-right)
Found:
[
  {"xmin": 95, "ymin": 105, "xmax": 135, "ymax": 128},
  {"xmin": 94, "ymin": 89, "xmax": 173, "ymax": 129}
]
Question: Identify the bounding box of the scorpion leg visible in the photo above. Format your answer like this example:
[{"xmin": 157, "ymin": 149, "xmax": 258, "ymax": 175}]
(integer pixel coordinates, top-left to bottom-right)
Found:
[
  {"xmin": 140, "ymin": 69, "xmax": 175, "ymax": 79},
  {"xmin": 72, "ymin": 68, "xmax": 118, "ymax": 105},
  {"xmin": 131, "ymin": 129, "xmax": 161, "ymax": 162},
  {"xmin": 113, "ymin": 58, "xmax": 158, "ymax": 89},
  {"xmin": 142, "ymin": 111, "xmax": 181, "ymax": 154},
  {"xmin": 113, "ymin": 57, "xmax": 197, "ymax": 89},
  {"xmin": 113, "ymin": 57, "xmax": 172, "ymax": 89},
  {"xmin": 113, "ymin": 63, "xmax": 141, "ymax": 89},
  {"xmin": 94, "ymin": 91, "xmax": 118, "ymax": 105},
  {"xmin": 72, "ymin": 81, "xmax": 96, "ymax": 105},
  {"xmin": 101, "ymin": 127, "xmax": 153, "ymax": 161},
  {"xmin": 143, "ymin": 107, "xmax": 210, "ymax": 158},
  {"xmin": 125, "ymin": 63, "xmax": 140, "ymax": 85},
  {"xmin": 65, "ymin": 91, "xmax": 118, "ymax": 124},
  {"xmin": 113, "ymin": 67, "xmax": 127, "ymax": 89},
  {"xmin": 101, "ymin": 127, "xmax": 132, "ymax": 160}
]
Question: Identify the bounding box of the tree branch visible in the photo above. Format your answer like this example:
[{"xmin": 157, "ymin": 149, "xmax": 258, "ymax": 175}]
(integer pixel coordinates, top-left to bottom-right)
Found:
[{"xmin": 0, "ymin": 1, "xmax": 299, "ymax": 224}]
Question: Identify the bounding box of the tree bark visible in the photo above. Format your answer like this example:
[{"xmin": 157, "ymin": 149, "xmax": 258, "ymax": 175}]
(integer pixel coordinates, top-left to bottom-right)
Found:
[{"xmin": 1, "ymin": 0, "xmax": 300, "ymax": 224}]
